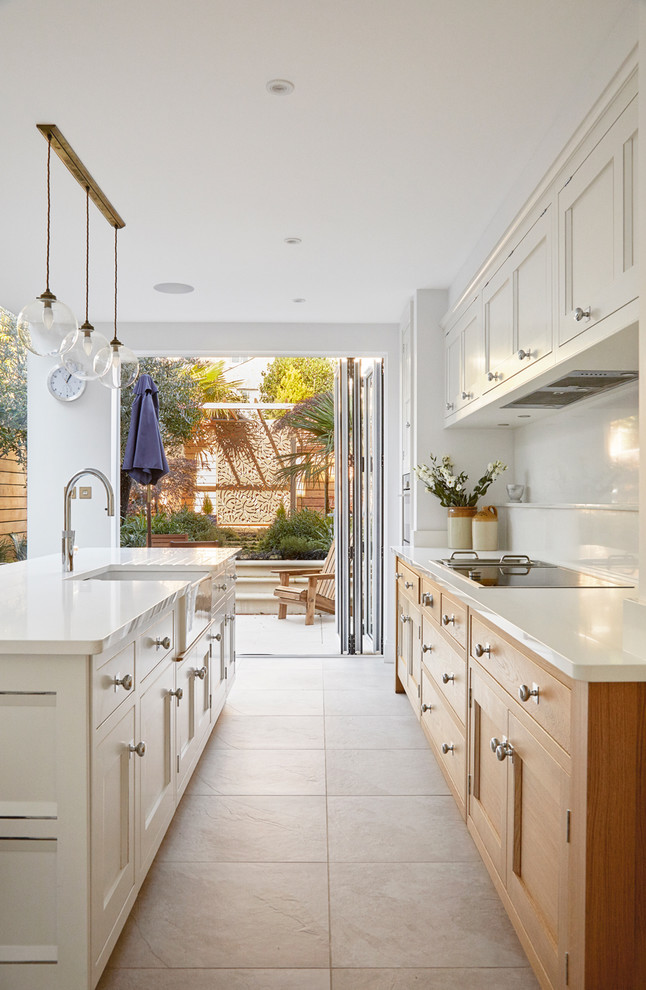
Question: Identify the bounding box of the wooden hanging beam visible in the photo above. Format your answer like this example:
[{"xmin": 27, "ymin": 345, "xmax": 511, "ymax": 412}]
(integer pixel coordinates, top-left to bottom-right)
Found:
[{"xmin": 36, "ymin": 124, "xmax": 126, "ymax": 229}]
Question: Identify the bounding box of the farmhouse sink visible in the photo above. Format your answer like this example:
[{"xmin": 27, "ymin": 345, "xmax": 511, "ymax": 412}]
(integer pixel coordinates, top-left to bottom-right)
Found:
[{"xmin": 78, "ymin": 566, "xmax": 210, "ymax": 583}]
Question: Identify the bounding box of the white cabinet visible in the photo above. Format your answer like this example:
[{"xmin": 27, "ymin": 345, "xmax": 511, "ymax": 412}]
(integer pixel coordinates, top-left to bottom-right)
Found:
[
  {"xmin": 484, "ymin": 207, "xmax": 553, "ymax": 391},
  {"xmin": 400, "ymin": 305, "xmax": 413, "ymax": 476},
  {"xmin": 445, "ymin": 296, "xmax": 484, "ymax": 416},
  {"xmin": 558, "ymin": 96, "xmax": 637, "ymax": 347},
  {"xmin": 137, "ymin": 660, "xmax": 175, "ymax": 876}
]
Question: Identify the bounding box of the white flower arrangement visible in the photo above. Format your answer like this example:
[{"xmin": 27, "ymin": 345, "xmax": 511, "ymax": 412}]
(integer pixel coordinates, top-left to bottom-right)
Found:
[{"xmin": 415, "ymin": 454, "xmax": 506, "ymax": 507}]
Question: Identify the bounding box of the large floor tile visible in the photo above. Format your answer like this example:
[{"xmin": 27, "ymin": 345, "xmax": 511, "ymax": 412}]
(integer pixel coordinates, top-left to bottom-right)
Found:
[
  {"xmin": 326, "ymin": 748, "xmax": 450, "ymax": 796},
  {"xmin": 332, "ymin": 969, "xmax": 539, "ymax": 989},
  {"xmin": 110, "ymin": 862, "xmax": 329, "ymax": 969},
  {"xmin": 187, "ymin": 748, "xmax": 326, "ymax": 795},
  {"xmin": 210, "ymin": 709, "xmax": 325, "ymax": 749},
  {"xmin": 325, "ymin": 715, "xmax": 428, "ymax": 749},
  {"xmin": 329, "ymin": 861, "xmax": 530, "ymax": 968},
  {"xmin": 324, "ymin": 688, "xmax": 412, "ymax": 716},
  {"xmin": 323, "ymin": 669, "xmax": 396, "ymax": 691},
  {"xmin": 234, "ymin": 661, "xmax": 324, "ymax": 691},
  {"xmin": 327, "ymin": 796, "xmax": 479, "ymax": 863},
  {"xmin": 226, "ymin": 687, "xmax": 324, "ymax": 716},
  {"xmin": 99, "ymin": 971, "xmax": 331, "ymax": 990},
  {"xmin": 157, "ymin": 793, "xmax": 327, "ymax": 862}
]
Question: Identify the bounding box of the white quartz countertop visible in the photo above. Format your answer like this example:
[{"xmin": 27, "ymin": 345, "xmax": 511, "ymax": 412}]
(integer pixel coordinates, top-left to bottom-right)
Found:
[
  {"xmin": 392, "ymin": 546, "xmax": 645, "ymax": 683},
  {"xmin": 0, "ymin": 547, "xmax": 239, "ymax": 656}
]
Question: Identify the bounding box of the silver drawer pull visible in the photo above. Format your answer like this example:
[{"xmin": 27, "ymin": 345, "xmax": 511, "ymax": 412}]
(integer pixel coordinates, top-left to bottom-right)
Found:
[
  {"xmin": 518, "ymin": 683, "xmax": 540, "ymax": 704},
  {"xmin": 231, "ymin": 574, "xmax": 238, "ymax": 582},
  {"xmin": 194, "ymin": 666, "xmax": 207, "ymax": 680},
  {"xmin": 114, "ymin": 673, "xmax": 133, "ymax": 691},
  {"xmin": 400, "ymin": 614, "xmax": 412, "ymax": 624},
  {"xmin": 491, "ymin": 736, "xmax": 513, "ymax": 761},
  {"xmin": 209, "ymin": 632, "xmax": 222, "ymax": 642},
  {"xmin": 422, "ymin": 644, "xmax": 433, "ymax": 654},
  {"xmin": 442, "ymin": 614, "xmax": 455, "ymax": 626},
  {"xmin": 395, "ymin": 571, "xmax": 403, "ymax": 579},
  {"xmin": 404, "ymin": 581, "xmax": 414, "ymax": 589},
  {"xmin": 422, "ymin": 592, "xmax": 433, "ymax": 606},
  {"xmin": 442, "ymin": 673, "xmax": 455, "ymax": 684},
  {"xmin": 215, "ymin": 583, "xmax": 227, "ymax": 591},
  {"xmin": 169, "ymin": 687, "xmax": 183, "ymax": 705},
  {"xmin": 128, "ymin": 741, "xmax": 146, "ymax": 758},
  {"xmin": 154, "ymin": 636, "xmax": 171, "ymax": 651},
  {"xmin": 487, "ymin": 371, "xmax": 502, "ymax": 382},
  {"xmin": 573, "ymin": 306, "xmax": 591, "ymax": 322},
  {"xmin": 421, "ymin": 703, "xmax": 432, "ymax": 713},
  {"xmin": 474, "ymin": 643, "xmax": 490, "ymax": 657},
  {"xmin": 461, "ymin": 391, "xmax": 473, "ymax": 400},
  {"xmin": 517, "ymin": 348, "xmax": 532, "ymax": 360},
  {"xmin": 446, "ymin": 401, "xmax": 454, "ymax": 411},
  {"xmin": 441, "ymin": 742, "xmax": 455, "ymax": 755}
]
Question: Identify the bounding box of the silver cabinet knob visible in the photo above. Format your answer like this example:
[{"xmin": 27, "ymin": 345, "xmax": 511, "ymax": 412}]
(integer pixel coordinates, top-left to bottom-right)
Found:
[
  {"xmin": 495, "ymin": 740, "xmax": 514, "ymax": 762},
  {"xmin": 445, "ymin": 401, "xmax": 454, "ymax": 411},
  {"xmin": 517, "ymin": 348, "xmax": 532, "ymax": 360},
  {"xmin": 231, "ymin": 574, "xmax": 238, "ymax": 582},
  {"xmin": 573, "ymin": 306, "xmax": 591, "ymax": 322},
  {"xmin": 487, "ymin": 371, "xmax": 502, "ymax": 382},
  {"xmin": 395, "ymin": 571, "xmax": 403, "ymax": 579},
  {"xmin": 225, "ymin": 613, "xmax": 235, "ymax": 623},
  {"xmin": 422, "ymin": 592, "xmax": 433, "ymax": 607},
  {"xmin": 461, "ymin": 391, "xmax": 473, "ymax": 400},
  {"xmin": 215, "ymin": 583, "xmax": 227, "ymax": 591},
  {"xmin": 442, "ymin": 614, "xmax": 455, "ymax": 626},
  {"xmin": 209, "ymin": 632, "xmax": 222, "ymax": 642},
  {"xmin": 194, "ymin": 666, "xmax": 207, "ymax": 680},
  {"xmin": 422, "ymin": 644, "xmax": 433, "ymax": 653},
  {"xmin": 400, "ymin": 614, "xmax": 412, "ymax": 624},
  {"xmin": 441, "ymin": 742, "xmax": 455, "ymax": 755},
  {"xmin": 169, "ymin": 687, "xmax": 184, "ymax": 704},
  {"xmin": 421, "ymin": 703, "xmax": 432, "ymax": 713},
  {"xmin": 518, "ymin": 683, "xmax": 540, "ymax": 703},
  {"xmin": 129, "ymin": 741, "xmax": 146, "ymax": 758},
  {"xmin": 114, "ymin": 673, "xmax": 133, "ymax": 691},
  {"xmin": 154, "ymin": 636, "xmax": 171, "ymax": 650},
  {"xmin": 442, "ymin": 673, "xmax": 455, "ymax": 684},
  {"xmin": 474, "ymin": 643, "xmax": 490, "ymax": 658},
  {"xmin": 490, "ymin": 736, "xmax": 501, "ymax": 754},
  {"xmin": 404, "ymin": 580, "xmax": 414, "ymax": 589}
]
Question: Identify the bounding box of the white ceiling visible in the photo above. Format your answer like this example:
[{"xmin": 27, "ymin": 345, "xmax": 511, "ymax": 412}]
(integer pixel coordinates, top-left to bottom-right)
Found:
[{"xmin": 0, "ymin": 0, "xmax": 634, "ymax": 325}]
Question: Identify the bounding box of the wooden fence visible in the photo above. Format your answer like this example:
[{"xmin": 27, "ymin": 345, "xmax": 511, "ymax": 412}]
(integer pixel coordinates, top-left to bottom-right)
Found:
[{"xmin": 0, "ymin": 453, "xmax": 27, "ymax": 538}]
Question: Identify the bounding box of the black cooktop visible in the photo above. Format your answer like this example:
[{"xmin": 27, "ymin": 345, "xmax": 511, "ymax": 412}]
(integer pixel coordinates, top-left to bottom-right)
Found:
[{"xmin": 436, "ymin": 553, "xmax": 635, "ymax": 589}]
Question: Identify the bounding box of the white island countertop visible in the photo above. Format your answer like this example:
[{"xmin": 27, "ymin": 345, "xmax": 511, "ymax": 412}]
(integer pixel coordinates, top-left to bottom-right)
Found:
[
  {"xmin": 392, "ymin": 546, "xmax": 646, "ymax": 682},
  {"xmin": 0, "ymin": 547, "xmax": 239, "ymax": 656}
]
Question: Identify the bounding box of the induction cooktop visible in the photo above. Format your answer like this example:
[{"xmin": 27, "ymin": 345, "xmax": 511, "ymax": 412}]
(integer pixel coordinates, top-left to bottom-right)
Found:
[{"xmin": 435, "ymin": 553, "xmax": 635, "ymax": 589}]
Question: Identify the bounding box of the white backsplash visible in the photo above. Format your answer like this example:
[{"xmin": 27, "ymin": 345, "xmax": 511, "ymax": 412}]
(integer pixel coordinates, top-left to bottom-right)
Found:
[{"xmin": 502, "ymin": 381, "xmax": 639, "ymax": 576}]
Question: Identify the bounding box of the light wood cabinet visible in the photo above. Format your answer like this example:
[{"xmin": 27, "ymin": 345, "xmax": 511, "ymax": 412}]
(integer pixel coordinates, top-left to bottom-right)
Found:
[
  {"xmin": 558, "ymin": 96, "xmax": 637, "ymax": 348},
  {"xmin": 396, "ymin": 586, "xmax": 421, "ymax": 710}
]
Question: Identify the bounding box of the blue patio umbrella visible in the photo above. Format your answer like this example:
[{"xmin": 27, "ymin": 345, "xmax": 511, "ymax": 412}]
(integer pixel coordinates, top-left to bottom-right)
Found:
[{"xmin": 122, "ymin": 374, "xmax": 169, "ymax": 546}]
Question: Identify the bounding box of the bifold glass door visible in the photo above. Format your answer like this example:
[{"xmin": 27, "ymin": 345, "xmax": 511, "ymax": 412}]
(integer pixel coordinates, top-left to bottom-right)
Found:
[{"xmin": 334, "ymin": 358, "xmax": 384, "ymax": 654}]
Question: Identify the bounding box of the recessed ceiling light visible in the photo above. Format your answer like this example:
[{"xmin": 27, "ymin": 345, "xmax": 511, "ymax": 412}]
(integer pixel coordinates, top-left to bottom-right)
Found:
[
  {"xmin": 153, "ymin": 282, "xmax": 194, "ymax": 294},
  {"xmin": 293, "ymin": 298, "xmax": 306, "ymax": 303},
  {"xmin": 284, "ymin": 237, "xmax": 302, "ymax": 245},
  {"xmin": 267, "ymin": 79, "xmax": 294, "ymax": 96}
]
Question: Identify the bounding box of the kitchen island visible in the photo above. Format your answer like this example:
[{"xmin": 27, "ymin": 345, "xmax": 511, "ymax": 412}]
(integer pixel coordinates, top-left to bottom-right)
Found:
[
  {"xmin": 0, "ymin": 547, "xmax": 239, "ymax": 990},
  {"xmin": 392, "ymin": 545, "xmax": 645, "ymax": 990}
]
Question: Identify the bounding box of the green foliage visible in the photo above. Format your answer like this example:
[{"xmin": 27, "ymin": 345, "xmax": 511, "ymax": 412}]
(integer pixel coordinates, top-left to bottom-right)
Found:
[
  {"xmin": 0, "ymin": 538, "xmax": 14, "ymax": 564},
  {"xmin": 202, "ymin": 494, "xmax": 214, "ymax": 515},
  {"xmin": 0, "ymin": 308, "xmax": 27, "ymax": 466},
  {"xmin": 120, "ymin": 508, "xmax": 239, "ymax": 548},
  {"xmin": 275, "ymin": 391, "xmax": 334, "ymax": 484},
  {"xmin": 9, "ymin": 534, "xmax": 27, "ymax": 560},
  {"xmin": 258, "ymin": 506, "xmax": 333, "ymax": 558},
  {"xmin": 120, "ymin": 357, "xmax": 205, "ymax": 460},
  {"xmin": 259, "ymin": 358, "xmax": 335, "ymax": 411}
]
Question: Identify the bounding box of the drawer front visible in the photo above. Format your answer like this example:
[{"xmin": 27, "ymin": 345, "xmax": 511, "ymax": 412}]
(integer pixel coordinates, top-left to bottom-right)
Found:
[
  {"xmin": 93, "ymin": 642, "xmax": 136, "ymax": 728},
  {"xmin": 422, "ymin": 616, "xmax": 467, "ymax": 726},
  {"xmin": 420, "ymin": 576, "xmax": 441, "ymax": 624},
  {"xmin": 138, "ymin": 612, "xmax": 175, "ymax": 682},
  {"xmin": 421, "ymin": 670, "xmax": 466, "ymax": 804},
  {"xmin": 439, "ymin": 591, "xmax": 468, "ymax": 650},
  {"xmin": 395, "ymin": 560, "xmax": 419, "ymax": 604},
  {"xmin": 470, "ymin": 615, "xmax": 571, "ymax": 752}
]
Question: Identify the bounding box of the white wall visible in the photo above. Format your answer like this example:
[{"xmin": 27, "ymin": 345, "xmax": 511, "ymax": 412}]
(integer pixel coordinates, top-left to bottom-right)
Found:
[{"xmin": 27, "ymin": 353, "xmax": 119, "ymax": 558}]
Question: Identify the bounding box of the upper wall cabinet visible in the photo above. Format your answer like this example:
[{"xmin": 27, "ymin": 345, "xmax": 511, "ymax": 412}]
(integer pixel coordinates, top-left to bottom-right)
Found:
[
  {"xmin": 558, "ymin": 96, "xmax": 638, "ymax": 348},
  {"xmin": 483, "ymin": 206, "xmax": 553, "ymax": 394},
  {"xmin": 445, "ymin": 296, "xmax": 484, "ymax": 417}
]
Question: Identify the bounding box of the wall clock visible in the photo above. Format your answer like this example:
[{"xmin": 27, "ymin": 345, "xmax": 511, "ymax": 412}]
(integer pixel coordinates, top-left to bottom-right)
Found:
[{"xmin": 47, "ymin": 364, "xmax": 87, "ymax": 402}]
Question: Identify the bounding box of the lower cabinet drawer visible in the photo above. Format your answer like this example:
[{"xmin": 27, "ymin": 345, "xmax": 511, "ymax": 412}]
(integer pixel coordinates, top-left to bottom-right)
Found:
[
  {"xmin": 93, "ymin": 642, "xmax": 136, "ymax": 729},
  {"xmin": 422, "ymin": 616, "xmax": 467, "ymax": 726},
  {"xmin": 420, "ymin": 576, "xmax": 442, "ymax": 624},
  {"xmin": 439, "ymin": 591, "xmax": 468, "ymax": 650},
  {"xmin": 421, "ymin": 670, "xmax": 466, "ymax": 807},
  {"xmin": 138, "ymin": 613, "xmax": 175, "ymax": 682},
  {"xmin": 470, "ymin": 615, "xmax": 571, "ymax": 752}
]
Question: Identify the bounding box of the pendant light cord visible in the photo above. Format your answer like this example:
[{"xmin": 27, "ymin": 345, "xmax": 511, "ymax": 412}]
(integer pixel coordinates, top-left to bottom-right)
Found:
[
  {"xmin": 45, "ymin": 134, "xmax": 51, "ymax": 293},
  {"xmin": 85, "ymin": 186, "xmax": 90, "ymax": 324}
]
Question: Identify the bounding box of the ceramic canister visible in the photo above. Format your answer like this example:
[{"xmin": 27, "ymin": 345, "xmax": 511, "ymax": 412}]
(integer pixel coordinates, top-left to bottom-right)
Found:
[{"xmin": 472, "ymin": 505, "xmax": 498, "ymax": 552}]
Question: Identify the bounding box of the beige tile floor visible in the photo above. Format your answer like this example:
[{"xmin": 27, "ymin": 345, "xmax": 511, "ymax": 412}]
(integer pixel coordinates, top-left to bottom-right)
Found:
[{"xmin": 98, "ymin": 656, "xmax": 540, "ymax": 990}]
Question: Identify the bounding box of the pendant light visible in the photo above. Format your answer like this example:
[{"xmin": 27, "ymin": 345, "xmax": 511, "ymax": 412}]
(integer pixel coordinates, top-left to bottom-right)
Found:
[
  {"xmin": 61, "ymin": 186, "xmax": 110, "ymax": 380},
  {"xmin": 95, "ymin": 226, "xmax": 139, "ymax": 389},
  {"xmin": 17, "ymin": 132, "xmax": 79, "ymax": 357}
]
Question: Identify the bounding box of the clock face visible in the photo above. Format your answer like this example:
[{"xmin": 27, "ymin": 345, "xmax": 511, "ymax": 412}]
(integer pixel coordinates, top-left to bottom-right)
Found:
[{"xmin": 47, "ymin": 365, "xmax": 87, "ymax": 402}]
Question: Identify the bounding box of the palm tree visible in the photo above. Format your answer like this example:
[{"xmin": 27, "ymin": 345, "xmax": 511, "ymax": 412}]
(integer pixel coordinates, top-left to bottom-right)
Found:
[{"xmin": 275, "ymin": 391, "xmax": 335, "ymax": 514}]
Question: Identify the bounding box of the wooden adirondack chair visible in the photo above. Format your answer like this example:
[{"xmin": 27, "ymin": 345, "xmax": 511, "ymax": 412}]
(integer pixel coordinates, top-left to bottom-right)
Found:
[{"xmin": 273, "ymin": 542, "xmax": 335, "ymax": 625}]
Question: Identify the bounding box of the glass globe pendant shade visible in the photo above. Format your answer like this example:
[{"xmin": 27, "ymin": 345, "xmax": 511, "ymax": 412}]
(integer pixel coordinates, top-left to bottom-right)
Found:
[
  {"xmin": 17, "ymin": 290, "xmax": 79, "ymax": 357},
  {"xmin": 95, "ymin": 340, "xmax": 139, "ymax": 390},
  {"xmin": 61, "ymin": 321, "xmax": 110, "ymax": 381}
]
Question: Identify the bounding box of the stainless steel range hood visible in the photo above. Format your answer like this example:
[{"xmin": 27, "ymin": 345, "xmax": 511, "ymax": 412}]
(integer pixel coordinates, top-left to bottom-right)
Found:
[{"xmin": 502, "ymin": 368, "xmax": 638, "ymax": 409}]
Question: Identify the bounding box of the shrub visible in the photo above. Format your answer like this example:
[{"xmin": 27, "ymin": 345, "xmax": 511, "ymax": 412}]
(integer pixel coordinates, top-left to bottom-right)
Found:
[
  {"xmin": 202, "ymin": 494, "xmax": 213, "ymax": 515},
  {"xmin": 257, "ymin": 506, "xmax": 333, "ymax": 558},
  {"xmin": 120, "ymin": 508, "xmax": 239, "ymax": 548}
]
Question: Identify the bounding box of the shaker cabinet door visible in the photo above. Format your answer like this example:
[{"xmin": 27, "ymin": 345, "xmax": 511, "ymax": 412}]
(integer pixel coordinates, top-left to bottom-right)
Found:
[
  {"xmin": 468, "ymin": 664, "xmax": 508, "ymax": 884},
  {"xmin": 137, "ymin": 660, "xmax": 175, "ymax": 876}
]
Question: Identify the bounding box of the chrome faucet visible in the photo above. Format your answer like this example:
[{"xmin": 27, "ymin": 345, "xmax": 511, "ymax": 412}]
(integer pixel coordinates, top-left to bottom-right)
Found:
[{"xmin": 63, "ymin": 468, "xmax": 115, "ymax": 572}]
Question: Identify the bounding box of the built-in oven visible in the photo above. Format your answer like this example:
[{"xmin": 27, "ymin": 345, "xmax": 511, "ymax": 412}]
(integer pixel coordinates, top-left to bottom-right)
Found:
[{"xmin": 402, "ymin": 473, "xmax": 411, "ymax": 544}]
